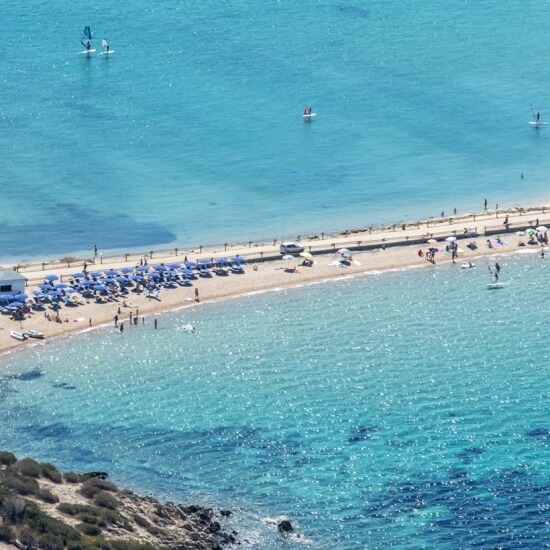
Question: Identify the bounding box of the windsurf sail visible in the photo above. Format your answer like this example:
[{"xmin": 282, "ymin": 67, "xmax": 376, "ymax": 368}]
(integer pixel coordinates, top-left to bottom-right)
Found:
[
  {"xmin": 530, "ymin": 103, "xmax": 540, "ymax": 123},
  {"xmin": 81, "ymin": 26, "xmax": 92, "ymax": 48}
]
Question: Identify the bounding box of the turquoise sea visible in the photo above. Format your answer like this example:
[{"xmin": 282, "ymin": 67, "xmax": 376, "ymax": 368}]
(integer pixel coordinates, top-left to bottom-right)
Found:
[
  {"xmin": 1, "ymin": 2, "xmax": 549, "ymax": 548},
  {"xmin": 2, "ymin": 1, "xmax": 550, "ymax": 260},
  {"xmin": 0, "ymin": 251, "xmax": 548, "ymax": 548}
]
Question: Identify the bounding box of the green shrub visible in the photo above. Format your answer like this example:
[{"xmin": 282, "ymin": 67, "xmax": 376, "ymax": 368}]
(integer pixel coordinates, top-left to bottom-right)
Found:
[
  {"xmin": 132, "ymin": 513, "xmax": 150, "ymax": 528},
  {"xmin": 0, "ymin": 451, "xmax": 17, "ymax": 466},
  {"xmin": 1, "ymin": 474, "xmax": 39, "ymax": 496},
  {"xmin": 36, "ymin": 532, "xmax": 65, "ymax": 550},
  {"xmin": 80, "ymin": 480, "xmax": 102, "ymax": 499},
  {"xmin": 41, "ymin": 463, "xmax": 63, "ymax": 484},
  {"xmin": 84, "ymin": 477, "xmax": 118, "ymax": 493},
  {"xmin": 26, "ymin": 508, "xmax": 81, "ymax": 542},
  {"xmin": 18, "ymin": 527, "xmax": 37, "ymax": 548},
  {"xmin": 63, "ymin": 471, "xmax": 83, "ymax": 484},
  {"xmin": 76, "ymin": 521, "xmax": 102, "ymax": 536},
  {"xmin": 93, "ymin": 491, "xmax": 118, "ymax": 510},
  {"xmin": 37, "ymin": 488, "xmax": 60, "ymax": 504},
  {"xmin": 57, "ymin": 502, "xmax": 82, "ymax": 516},
  {"xmin": 0, "ymin": 496, "xmax": 28, "ymax": 523},
  {"xmin": 16, "ymin": 457, "xmax": 42, "ymax": 478},
  {"xmin": 0, "ymin": 523, "xmax": 15, "ymax": 542}
]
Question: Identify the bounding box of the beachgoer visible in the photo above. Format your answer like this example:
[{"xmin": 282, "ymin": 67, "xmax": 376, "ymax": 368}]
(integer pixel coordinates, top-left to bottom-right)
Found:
[
  {"xmin": 541, "ymin": 247, "xmax": 545, "ymax": 259},
  {"xmin": 495, "ymin": 263, "xmax": 501, "ymax": 273},
  {"xmin": 304, "ymin": 105, "xmax": 309, "ymax": 115},
  {"xmin": 253, "ymin": 264, "xmax": 258, "ymax": 271},
  {"xmin": 89, "ymin": 318, "xmax": 92, "ymax": 326},
  {"xmin": 484, "ymin": 198, "xmax": 487, "ymax": 210},
  {"xmin": 102, "ymin": 38, "xmax": 109, "ymax": 52},
  {"xmin": 537, "ymin": 112, "xmax": 540, "ymax": 122},
  {"xmin": 114, "ymin": 314, "xmax": 118, "ymax": 327},
  {"xmin": 521, "ymin": 173, "xmax": 524, "ymax": 179},
  {"xmin": 195, "ymin": 288, "xmax": 199, "ymax": 302},
  {"xmin": 94, "ymin": 245, "xmax": 97, "ymax": 257},
  {"xmin": 86, "ymin": 39, "xmax": 91, "ymax": 51},
  {"xmin": 120, "ymin": 323, "xmax": 124, "ymax": 333},
  {"xmin": 418, "ymin": 250, "xmax": 423, "ymax": 257},
  {"xmin": 154, "ymin": 319, "xmax": 158, "ymax": 330}
]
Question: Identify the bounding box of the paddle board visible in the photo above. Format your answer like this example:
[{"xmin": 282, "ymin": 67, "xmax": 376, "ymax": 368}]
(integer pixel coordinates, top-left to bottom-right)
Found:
[
  {"xmin": 80, "ymin": 49, "xmax": 96, "ymax": 54},
  {"xmin": 102, "ymin": 50, "xmax": 115, "ymax": 55},
  {"xmin": 529, "ymin": 121, "xmax": 547, "ymax": 126},
  {"xmin": 303, "ymin": 113, "xmax": 316, "ymax": 119}
]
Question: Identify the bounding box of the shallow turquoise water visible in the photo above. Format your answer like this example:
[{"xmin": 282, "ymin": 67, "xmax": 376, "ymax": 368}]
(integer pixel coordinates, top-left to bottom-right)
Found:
[
  {"xmin": 1, "ymin": 251, "xmax": 548, "ymax": 548},
  {"xmin": 2, "ymin": 1, "xmax": 550, "ymax": 260}
]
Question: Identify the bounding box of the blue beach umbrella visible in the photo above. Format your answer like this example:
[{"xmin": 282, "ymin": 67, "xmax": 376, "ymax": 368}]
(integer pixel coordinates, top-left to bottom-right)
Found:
[
  {"xmin": 64, "ymin": 288, "xmax": 78, "ymax": 294},
  {"xmin": 72, "ymin": 272, "xmax": 86, "ymax": 279},
  {"xmin": 149, "ymin": 272, "xmax": 161, "ymax": 279},
  {"xmin": 215, "ymin": 257, "xmax": 229, "ymax": 264},
  {"xmin": 79, "ymin": 280, "xmax": 95, "ymax": 287},
  {"xmin": 38, "ymin": 284, "xmax": 52, "ymax": 290},
  {"xmin": 198, "ymin": 258, "xmax": 212, "ymax": 266},
  {"xmin": 185, "ymin": 261, "xmax": 198, "ymax": 269},
  {"xmin": 32, "ymin": 291, "xmax": 44, "ymax": 297},
  {"xmin": 130, "ymin": 275, "xmax": 144, "ymax": 281},
  {"xmin": 44, "ymin": 274, "xmax": 59, "ymax": 281},
  {"xmin": 116, "ymin": 276, "xmax": 130, "ymax": 283},
  {"xmin": 14, "ymin": 293, "xmax": 28, "ymax": 301},
  {"xmin": 54, "ymin": 283, "xmax": 68, "ymax": 289},
  {"xmin": 89, "ymin": 271, "xmax": 103, "ymax": 278},
  {"xmin": 180, "ymin": 268, "xmax": 193, "ymax": 275},
  {"xmin": 8, "ymin": 301, "xmax": 24, "ymax": 308},
  {"xmin": 94, "ymin": 284, "xmax": 107, "ymax": 292},
  {"xmin": 230, "ymin": 255, "xmax": 245, "ymax": 264},
  {"xmin": 153, "ymin": 264, "xmax": 167, "ymax": 271},
  {"xmin": 119, "ymin": 267, "xmax": 134, "ymax": 274},
  {"xmin": 136, "ymin": 265, "xmax": 150, "ymax": 272},
  {"xmin": 0, "ymin": 294, "xmax": 14, "ymax": 301},
  {"xmin": 103, "ymin": 269, "xmax": 119, "ymax": 276},
  {"xmin": 47, "ymin": 290, "xmax": 61, "ymax": 297},
  {"xmin": 101, "ymin": 278, "xmax": 116, "ymax": 285},
  {"xmin": 166, "ymin": 262, "xmax": 181, "ymax": 269}
]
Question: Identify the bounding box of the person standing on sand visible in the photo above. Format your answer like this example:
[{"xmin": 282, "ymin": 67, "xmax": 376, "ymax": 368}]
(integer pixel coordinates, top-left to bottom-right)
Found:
[
  {"xmin": 195, "ymin": 288, "xmax": 199, "ymax": 302},
  {"xmin": 484, "ymin": 199, "xmax": 487, "ymax": 210},
  {"xmin": 154, "ymin": 318, "xmax": 158, "ymax": 330},
  {"xmin": 114, "ymin": 314, "xmax": 118, "ymax": 328}
]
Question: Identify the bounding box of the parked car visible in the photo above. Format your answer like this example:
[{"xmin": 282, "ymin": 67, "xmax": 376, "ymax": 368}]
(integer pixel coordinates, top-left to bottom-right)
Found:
[{"xmin": 280, "ymin": 241, "xmax": 305, "ymax": 254}]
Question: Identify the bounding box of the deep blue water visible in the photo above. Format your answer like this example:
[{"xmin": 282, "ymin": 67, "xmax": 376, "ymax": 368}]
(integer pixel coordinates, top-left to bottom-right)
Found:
[
  {"xmin": 2, "ymin": 1, "xmax": 550, "ymax": 261},
  {"xmin": 0, "ymin": 251, "xmax": 548, "ymax": 548}
]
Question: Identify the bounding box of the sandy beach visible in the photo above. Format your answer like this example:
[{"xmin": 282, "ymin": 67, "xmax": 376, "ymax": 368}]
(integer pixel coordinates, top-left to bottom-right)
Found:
[{"xmin": 1, "ymin": 206, "xmax": 548, "ymax": 357}]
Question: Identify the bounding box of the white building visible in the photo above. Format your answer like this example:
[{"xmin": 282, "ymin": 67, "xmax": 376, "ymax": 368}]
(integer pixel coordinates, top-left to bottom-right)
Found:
[{"xmin": 0, "ymin": 270, "xmax": 27, "ymax": 295}]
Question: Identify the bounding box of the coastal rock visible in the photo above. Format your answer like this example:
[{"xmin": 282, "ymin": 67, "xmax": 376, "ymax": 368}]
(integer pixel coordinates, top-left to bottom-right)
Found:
[{"xmin": 278, "ymin": 518, "xmax": 294, "ymax": 534}]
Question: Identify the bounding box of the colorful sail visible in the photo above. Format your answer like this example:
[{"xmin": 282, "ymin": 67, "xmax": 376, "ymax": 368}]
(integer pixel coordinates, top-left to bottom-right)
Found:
[{"xmin": 81, "ymin": 26, "xmax": 92, "ymax": 48}]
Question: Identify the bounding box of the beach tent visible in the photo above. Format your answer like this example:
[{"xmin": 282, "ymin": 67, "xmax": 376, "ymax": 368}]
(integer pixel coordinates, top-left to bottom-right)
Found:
[{"xmin": 0, "ymin": 270, "xmax": 27, "ymax": 295}]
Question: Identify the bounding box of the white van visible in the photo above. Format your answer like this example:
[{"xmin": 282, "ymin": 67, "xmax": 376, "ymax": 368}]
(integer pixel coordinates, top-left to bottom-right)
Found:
[{"xmin": 280, "ymin": 241, "xmax": 305, "ymax": 254}]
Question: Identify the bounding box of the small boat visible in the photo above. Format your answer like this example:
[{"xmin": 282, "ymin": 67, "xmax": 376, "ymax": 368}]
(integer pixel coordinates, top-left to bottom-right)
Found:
[
  {"xmin": 303, "ymin": 106, "xmax": 316, "ymax": 121},
  {"xmin": 10, "ymin": 331, "xmax": 27, "ymax": 341},
  {"xmin": 25, "ymin": 330, "xmax": 45, "ymax": 339},
  {"xmin": 461, "ymin": 262, "xmax": 476, "ymax": 269}
]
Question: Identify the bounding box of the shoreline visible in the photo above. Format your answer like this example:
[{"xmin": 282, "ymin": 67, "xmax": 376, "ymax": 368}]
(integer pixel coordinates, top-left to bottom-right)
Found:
[{"xmin": 0, "ymin": 205, "xmax": 547, "ymax": 359}]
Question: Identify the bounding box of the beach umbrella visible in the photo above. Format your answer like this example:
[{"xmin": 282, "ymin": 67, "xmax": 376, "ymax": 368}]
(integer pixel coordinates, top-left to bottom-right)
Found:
[
  {"xmin": 72, "ymin": 272, "xmax": 86, "ymax": 279},
  {"xmin": 32, "ymin": 291, "xmax": 44, "ymax": 297},
  {"xmin": 230, "ymin": 255, "xmax": 245, "ymax": 264},
  {"xmin": 136, "ymin": 265, "xmax": 150, "ymax": 272},
  {"xmin": 14, "ymin": 293, "xmax": 28, "ymax": 301},
  {"xmin": 526, "ymin": 228, "xmax": 537, "ymax": 235},
  {"xmin": 153, "ymin": 264, "xmax": 167, "ymax": 271},
  {"xmin": 185, "ymin": 261, "xmax": 198, "ymax": 269},
  {"xmin": 198, "ymin": 258, "xmax": 212, "ymax": 266},
  {"xmin": 64, "ymin": 288, "xmax": 78, "ymax": 294},
  {"xmin": 54, "ymin": 283, "xmax": 68, "ymax": 289},
  {"xmin": 103, "ymin": 269, "xmax": 119, "ymax": 276},
  {"xmin": 338, "ymin": 248, "xmax": 351, "ymax": 255},
  {"xmin": 89, "ymin": 271, "xmax": 103, "ymax": 278},
  {"xmin": 149, "ymin": 272, "xmax": 161, "ymax": 279},
  {"xmin": 119, "ymin": 267, "xmax": 134, "ymax": 274},
  {"xmin": 47, "ymin": 290, "xmax": 61, "ymax": 297},
  {"xmin": 215, "ymin": 257, "xmax": 229, "ymax": 264},
  {"xmin": 536, "ymin": 225, "xmax": 547, "ymax": 232},
  {"xmin": 427, "ymin": 239, "xmax": 438, "ymax": 244},
  {"xmin": 181, "ymin": 268, "xmax": 193, "ymax": 276},
  {"xmin": 38, "ymin": 284, "xmax": 52, "ymax": 290},
  {"xmin": 445, "ymin": 236, "xmax": 457, "ymax": 242},
  {"xmin": 166, "ymin": 262, "xmax": 181, "ymax": 269},
  {"xmin": 116, "ymin": 276, "xmax": 129, "ymax": 283},
  {"xmin": 282, "ymin": 254, "xmax": 294, "ymax": 261},
  {"xmin": 94, "ymin": 284, "xmax": 107, "ymax": 292},
  {"xmin": 300, "ymin": 251, "xmax": 313, "ymax": 259},
  {"xmin": 79, "ymin": 280, "xmax": 95, "ymax": 287},
  {"xmin": 101, "ymin": 278, "xmax": 116, "ymax": 284},
  {"xmin": 44, "ymin": 274, "xmax": 59, "ymax": 281},
  {"xmin": 8, "ymin": 301, "xmax": 24, "ymax": 308},
  {"xmin": 0, "ymin": 294, "xmax": 14, "ymax": 300},
  {"xmin": 130, "ymin": 275, "xmax": 144, "ymax": 281}
]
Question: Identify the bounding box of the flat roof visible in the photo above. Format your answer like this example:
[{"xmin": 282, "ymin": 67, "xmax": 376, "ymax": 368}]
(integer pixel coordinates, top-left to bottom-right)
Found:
[{"xmin": 0, "ymin": 270, "xmax": 27, "ymax": 282}]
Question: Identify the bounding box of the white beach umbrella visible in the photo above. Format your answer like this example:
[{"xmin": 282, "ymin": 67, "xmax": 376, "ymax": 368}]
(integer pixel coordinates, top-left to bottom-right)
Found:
[
  {"xmin": 427, "ymin": 238, "xmax": 438, "ymax": 244},
  {"xmin": 282, "ymin": 254, "xmax": 294, "ymax": 261},
  {"xmin": 445, "ymin": 236, "xmax": 457, "ymax": 242},
  {"xmin": 536, "ymin": 225, "xmax": 547, "ymax": 232}
]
